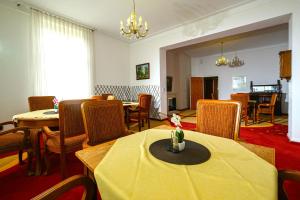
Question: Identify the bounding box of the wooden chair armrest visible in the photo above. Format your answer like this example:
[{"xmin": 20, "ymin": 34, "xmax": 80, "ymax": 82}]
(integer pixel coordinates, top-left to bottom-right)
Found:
[
  {"xmin": 0, "ymin": 121, "xmax": 15, "ymax": 131},
  {"xmin": 278, "ymin": 170, "xmax": 300, "ymax": 200},
  {"xmin": 258, "ymin": 104, "xmax": 271, "ymax": 108},
  {"xmin": 0, "ymin": 121, "xmax": 15, "ymax": 126},
  {"xmin": 31, "ymin": 175, "xmax": 97, "ymax": 200},
  {"xmin": 278, "ymin": 170, "xmax": 300, "ymax": 183},
  {"xmin": 128, "ymin": 106, "xmax": 141, "ymax": 112},
  {"xmin": 42, "ymin": 126, "xmax": 59, "ymax": 138},
  {"xmin": 0, "ymin": 126, "xmax": 30, "ymax": 136}
]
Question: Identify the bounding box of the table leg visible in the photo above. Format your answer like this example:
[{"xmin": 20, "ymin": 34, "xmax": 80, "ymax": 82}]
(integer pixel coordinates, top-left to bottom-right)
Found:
[
  {"xmin": 35, "ymin": 130, "xmax": 42, "ymax": 176},
  {"xmin": 253, "ymin": 106, "xmax": 257, "ymax": 123}
]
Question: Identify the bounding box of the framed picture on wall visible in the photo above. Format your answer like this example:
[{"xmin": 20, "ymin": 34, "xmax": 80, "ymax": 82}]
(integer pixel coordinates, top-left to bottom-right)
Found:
[
  {"xmin": 136, "ymin": 63, "xmax": 150, "ymax": 80},
  {"xmin": 232, "ymin": 76, "xmax": 247, "ymax": 92}
]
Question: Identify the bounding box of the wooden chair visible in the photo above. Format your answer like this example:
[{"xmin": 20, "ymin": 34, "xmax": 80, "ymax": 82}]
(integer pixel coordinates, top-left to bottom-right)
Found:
[
  {"xmin": 128, "ymin": 94, "xmax": 152, "ymax": 131},
  {"xmin": 278, "ymin": 170, "xmax": 300, "ymax": 200},
  {"xmin": 231, "ymin": 93, "xmax": 249, "ymax": 126},
  {"xmin": 31, "ymin": 175, "xmax": 97, "ymax": 200},
  {"xmin": 196, "ymin": 100, "xmax": 242, "ymax": 140},
  {"xmin": 90, "ymin": 95, "xmax": 105, "ymax": 100},
  {"xmin": 0, "ymin": 121, "xmax": 33, "ymax": 174},
  {"xmin": 28, "ymin": 96, "xmax": 55, "ymax": 111},
  {"xmin": 81, "ymin": 100, "xmax": 131, "ymax": 147},
  {"xmin": 43, "ymin": 99, "xmax": 91, "ymax": 179},
  {"xmin": 256, "ymin": 93, "xmax": 278, "ymax": 123}
]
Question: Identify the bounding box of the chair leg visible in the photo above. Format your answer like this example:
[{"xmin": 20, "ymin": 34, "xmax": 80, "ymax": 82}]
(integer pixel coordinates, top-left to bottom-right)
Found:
[
  {"xmin": 256, "ymin": 112, "xmax": 260, "ymax": 123},
  {"xmin": 271, "ymin": 113, "xmax": 274, "ymax": 123},
  {"xmin": 27, "ymin": 148, "xmax": 34, "ymax": 176},
  {"xmin": 43, "ymin": 146, "xmax": 50, "ymax": 175},
  {"xmin": 138, "ymin": 119, "xmax": 141, "ymax": 132},
  {"xmin": 148, "ymin": 117, "xmax": 150, "ymax": 129},
  {"xmin": 60, "ymin": 152, "xmax": 67, "ymax": 179},
  {"xmin": 244, "ymin": 117, "xmax": 248, "ymax": 126},
  {"xmin": 142, "ymin": 120, "xmax": 144, "ymax": 127},
  {"xmin": 18, "ymin": 150, "xmax": 24, "ymax": 165}
]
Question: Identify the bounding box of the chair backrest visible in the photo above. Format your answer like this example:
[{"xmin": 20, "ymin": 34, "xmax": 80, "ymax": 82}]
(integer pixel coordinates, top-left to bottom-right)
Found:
[
  {"xmin": 102, "ymin": 93, "xmax": 113, "ymax": 100},
  {"xmin": 28, "ymin": 96, "xmax": 55, "ymax": 111},
  {"xmin": 91, "ymin": 95, "xmax": 105, "ymax": 100},
  {"xmin": 107, "ymin": 95, "xmax": 116, "ymax": 100},
  {"xmin": 196, "ymin": 100, "xmax": 241, "ymax": 140},
  {"xmin": 230, "ymin": 93, "xmax": 249, "ymax": 114},
  {"xmin": 81, "ymin": 100, "xmax": 128, "ymax": 146},
  {"xmin": 138, "ymin": 94, "xmax": 152, "ymax": 113},
  {"xmin": 59, "ymin": 99, "xmax": 92, "ymax": 139},
  {"xmin": 270, "ymin": 93, "xmax": 278, "ymax": 106}
]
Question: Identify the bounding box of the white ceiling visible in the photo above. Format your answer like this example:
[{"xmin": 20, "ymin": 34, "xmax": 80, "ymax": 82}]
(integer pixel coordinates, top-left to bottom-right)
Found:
[
  {"xmin": 6, "ymin": 0, "xmax": 254, "ymax": 41},
  {"xmin": 170, "ymin": 24, "xmax": 288, "ymax": 57}
]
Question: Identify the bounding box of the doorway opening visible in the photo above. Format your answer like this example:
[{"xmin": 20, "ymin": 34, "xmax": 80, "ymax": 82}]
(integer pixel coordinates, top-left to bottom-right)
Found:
[{"xmin": 204, "ymin": 76, "xmax": 218, "ymax": 100}]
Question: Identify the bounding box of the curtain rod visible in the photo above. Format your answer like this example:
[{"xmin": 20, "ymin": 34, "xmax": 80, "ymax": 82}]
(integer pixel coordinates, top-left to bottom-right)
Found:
[{"xmin": 17, "ymin": 3, "xmax": 95, "ymax": 32}]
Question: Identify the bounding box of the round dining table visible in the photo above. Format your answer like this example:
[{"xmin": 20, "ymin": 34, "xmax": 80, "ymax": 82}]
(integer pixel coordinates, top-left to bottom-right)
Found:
[
  {"xmin": 12, "ymin": 109, "xmax": 59, "ymax": 175},
  {"xmin": 94, "ymin": 129, "xmax": 277, "ymax": 200}
]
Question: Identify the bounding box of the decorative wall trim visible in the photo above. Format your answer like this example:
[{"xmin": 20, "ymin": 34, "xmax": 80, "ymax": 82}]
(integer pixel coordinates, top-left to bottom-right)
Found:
[{"xmin": 94, "ymin": 85, "xmax": 161, "ymax": 119}]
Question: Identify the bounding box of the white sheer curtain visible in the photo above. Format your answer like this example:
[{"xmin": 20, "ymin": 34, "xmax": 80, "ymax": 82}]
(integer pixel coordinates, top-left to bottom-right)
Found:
[{"xmin": 31, "ymin": 9, "xmax": 94, "ymax": 100}]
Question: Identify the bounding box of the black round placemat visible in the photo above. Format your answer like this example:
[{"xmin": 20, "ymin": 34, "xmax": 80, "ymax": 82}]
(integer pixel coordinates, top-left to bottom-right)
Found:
[
  {"xmin": 149, "ymin": 139, "xmax": 211, "ymax": 165},
  {"xmin": 43, "ymin": 111, "xmax": 58, "ymax": 115}
]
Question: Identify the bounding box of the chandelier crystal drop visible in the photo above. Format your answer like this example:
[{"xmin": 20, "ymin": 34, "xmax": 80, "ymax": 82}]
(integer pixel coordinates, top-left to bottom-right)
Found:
[
  {"xmin": 120, "ymin": 0, "xmax": 148, "ymax": 39},
  {"xmin": 228, "ymin": 53, "xmax": 245, "ymax": 67},
  {"xmin": 216, "ymin": 42, "xmax": 229, "ymax": 66}
]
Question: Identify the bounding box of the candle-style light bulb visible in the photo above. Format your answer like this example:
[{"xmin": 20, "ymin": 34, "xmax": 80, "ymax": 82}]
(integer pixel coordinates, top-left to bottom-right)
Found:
[
  {"xmin": 120, "ymin": 20, "xmax": 124, "ymax": 29},
  {"xmin": 127, "ymin": 17, "xmax": 130, "ymax": 25},
  {"xmin": 138, "ymin": 16, "xmax": 142, "ymax": 26},
  {"xmin": 145, "ymin": 21, "xmax": 148, "ymax": 30}
]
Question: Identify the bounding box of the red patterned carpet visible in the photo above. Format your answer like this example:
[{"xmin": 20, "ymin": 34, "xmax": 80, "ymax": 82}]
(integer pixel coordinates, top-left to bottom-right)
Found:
[
  {"xmin": 0, "ymin": 122, "xmax": 299, "ymax": 199},
  {"xmin": 0, "ymin": 153, "xmax": 84, "ymax": 200}
]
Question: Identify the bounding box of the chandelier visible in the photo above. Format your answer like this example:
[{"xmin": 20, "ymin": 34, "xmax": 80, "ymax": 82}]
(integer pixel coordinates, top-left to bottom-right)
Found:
[
  {"xmin": 215, "ymin": 42, "xmax": 229, "ymax": 66},
  {"xmin": 120, "ymin": 0, "xmax": 148, "ymax": 39},
  {"xmin": 228, "ymin": 53, "xmax": 244, "ymax": 67}
]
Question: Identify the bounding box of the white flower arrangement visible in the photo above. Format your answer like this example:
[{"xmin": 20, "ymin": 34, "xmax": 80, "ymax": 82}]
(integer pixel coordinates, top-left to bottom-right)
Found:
[
  {"xmin": 171, "ymin": 114, "xmax": 184, "ymax": 144},
  {"xmin": 171, "ymin": 113, "xmax": 182, "ymax": 127}
]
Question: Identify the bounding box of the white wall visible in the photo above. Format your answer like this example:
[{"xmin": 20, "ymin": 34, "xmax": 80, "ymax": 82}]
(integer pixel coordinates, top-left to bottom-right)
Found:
[
  {"xmin": 129, "ymin": 0, "xmax": 300, "ymax": 142},
  {"xmin": 94, "ymin": 32, "xmax": 130, "ymax": 86},
  {"xmin": 166, "ymin": 51, "xmax": 191, "ymax": 110},
  {"xmin": 177, "ymin": 53, "xmax": 191, "ymax": 109},
  {"xmin": 191, "ymin": 43, "xmax": 289, "ymax": 113},
  {"xmin": 0, "ymin": 4, "xmax": 32, "ymax": 122},
  {"xmin": 0, "ymin": 3, "xmax": 131, "ymax": 121}
]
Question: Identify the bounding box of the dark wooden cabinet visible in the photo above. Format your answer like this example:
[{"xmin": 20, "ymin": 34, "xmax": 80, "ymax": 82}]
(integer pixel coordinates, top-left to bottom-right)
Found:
[{"xmin": 279, "ymin": 50, "xmax": 291, "ymax": 80}]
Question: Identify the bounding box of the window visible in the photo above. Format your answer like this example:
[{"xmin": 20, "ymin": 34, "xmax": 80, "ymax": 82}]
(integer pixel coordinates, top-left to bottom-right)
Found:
[{"xmin": 31, "ymin": 10, "xmax": 93, "ymax": 100}]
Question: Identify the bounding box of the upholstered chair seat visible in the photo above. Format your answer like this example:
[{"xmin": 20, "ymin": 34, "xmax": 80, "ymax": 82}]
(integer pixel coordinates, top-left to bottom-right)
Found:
[
  {"xmin": 44, "ymin": 130, "xmax": 86, "ymax": 153},
  {"xmin": 0, "ymin": 131, "xmax": 25, "ymax": 150},
  {"xmin": 0, "ymin": 121, "xmax": 33, "ymax": 174}
]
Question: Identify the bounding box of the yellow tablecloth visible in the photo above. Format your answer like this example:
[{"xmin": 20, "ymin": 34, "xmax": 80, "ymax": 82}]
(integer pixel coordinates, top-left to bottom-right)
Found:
[
  {"xmin": 12, "ymin": 109, "xmax": 59, "ymax": 121},
  {"xmin": 94, "ymin": 129, "xmax": 277, "ymax": 200}
]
